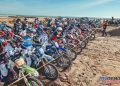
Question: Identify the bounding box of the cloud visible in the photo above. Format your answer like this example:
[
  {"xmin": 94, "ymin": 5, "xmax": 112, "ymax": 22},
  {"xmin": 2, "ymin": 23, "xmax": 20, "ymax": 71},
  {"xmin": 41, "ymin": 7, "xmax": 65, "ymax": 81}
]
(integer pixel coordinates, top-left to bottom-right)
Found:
[
  {"xmin": 0, "ymin": 0, "xmax": 26, "ymax": 14},
  {"xmin": 80, "ymin": 0, "xmax": 114, "ymax": 9},
  {"xmin": 57, "ymin": 0, "xmax": 115, "ymax": 11},
  {"xmin": 0, "ymin": 0, "xmax": 118, "ymax": 17},
  {"xmin": 0, "ymin": 0, "xmax": 59, "ymax": 15}
]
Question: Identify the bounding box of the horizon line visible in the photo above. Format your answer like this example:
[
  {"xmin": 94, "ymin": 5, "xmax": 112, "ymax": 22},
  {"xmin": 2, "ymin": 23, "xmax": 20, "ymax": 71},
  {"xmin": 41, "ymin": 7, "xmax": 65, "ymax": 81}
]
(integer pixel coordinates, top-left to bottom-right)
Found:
[{"xmin": 0, "ymin": 14, "xmax": 120, "ymax": 19}]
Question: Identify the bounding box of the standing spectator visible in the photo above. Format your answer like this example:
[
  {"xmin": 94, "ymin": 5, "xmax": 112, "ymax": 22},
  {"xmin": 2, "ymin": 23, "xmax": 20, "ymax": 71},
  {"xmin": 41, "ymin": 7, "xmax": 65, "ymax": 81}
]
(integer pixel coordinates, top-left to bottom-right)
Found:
[
  {"xmin": 102, "ymin": 20, "xmax": 108, "ymax": 36},
  {"xmin": 14, "ymin": 18, "xmax": 22, "ymax": 35},
  {"xmin": 22, "ymin": 17, "xmax": 28, "ymax": 31}
]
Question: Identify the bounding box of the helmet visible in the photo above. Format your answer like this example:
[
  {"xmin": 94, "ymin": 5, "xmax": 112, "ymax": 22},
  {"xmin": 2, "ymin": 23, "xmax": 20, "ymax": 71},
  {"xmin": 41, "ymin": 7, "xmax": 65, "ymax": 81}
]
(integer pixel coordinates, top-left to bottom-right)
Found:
[
  {"xmin": 33, "ymin": 36, "xmax": 39, "ymax": 43},
  {"xmin": 57, "ymin": 27, "xmax": 63, "ymax": 31},
  {"xmin": 21, "ymin": 41, "xmax": 32, "ymax": 48},
  {"xmin": 0, "ymin": 31, "xmax": 5, "ymax": 35},
  {"xmin": 2, "ymin": 41, "xmax": 8, "ymax": 46},
  {"xmin": 23, "ymin": 35, "xmax": 31, "ymax": 41}
]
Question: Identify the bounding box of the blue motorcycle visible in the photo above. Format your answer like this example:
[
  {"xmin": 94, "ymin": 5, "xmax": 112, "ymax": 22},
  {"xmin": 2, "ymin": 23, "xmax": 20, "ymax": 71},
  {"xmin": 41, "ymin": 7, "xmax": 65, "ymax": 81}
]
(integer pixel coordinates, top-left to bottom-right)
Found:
[
  {"xmin": 45, "ymin": 42, "xmax": 71, "ymax": 72},
  {"xmin": 21, "ymin": 41, "xmax": 58, "ymax": 81}
]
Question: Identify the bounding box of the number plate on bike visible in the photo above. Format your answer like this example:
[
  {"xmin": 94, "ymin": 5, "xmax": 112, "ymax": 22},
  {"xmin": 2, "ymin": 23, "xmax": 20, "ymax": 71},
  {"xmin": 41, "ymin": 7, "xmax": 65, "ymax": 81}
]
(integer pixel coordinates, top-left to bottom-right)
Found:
[{"xmin": 15, "ymin": 58, "xmax": 25, "ymax": 66}]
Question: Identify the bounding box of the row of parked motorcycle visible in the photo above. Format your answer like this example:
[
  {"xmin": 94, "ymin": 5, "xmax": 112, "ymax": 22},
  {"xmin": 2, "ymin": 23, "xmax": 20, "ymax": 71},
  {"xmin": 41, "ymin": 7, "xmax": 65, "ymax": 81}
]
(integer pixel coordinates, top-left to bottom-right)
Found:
[{"xmin": 0, "ymin": 23, "xmax": 96, "ymax": 86}]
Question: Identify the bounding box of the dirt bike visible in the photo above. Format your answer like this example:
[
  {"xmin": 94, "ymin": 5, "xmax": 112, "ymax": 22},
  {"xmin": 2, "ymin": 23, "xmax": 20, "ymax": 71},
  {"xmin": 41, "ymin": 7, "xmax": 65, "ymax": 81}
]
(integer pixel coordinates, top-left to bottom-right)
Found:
[
  {"xmin": 88, "ymin": 29, "xmax": 96, "ymax": 40},
  {"xmin": 72, "ymin": 29, "xmax": 87, "ymax": 49},
  {"xmin": 55, "ymin": 36, "xmax": 77, "ymax": 61},
  {"xmin": 45, "ymin": 42, "xmax": 71, "ymax": 72},
  {"xmin": 80, "ymin": 24, "xmax": 95, "ymax": 41},
  {"xmin": 64, "ymin": 31, "xmax": 84, "ymax": 54},
  {"xmin": 26, "ymin": 44, "xmax": 58, "ymax": 81},
  {"xmin": 33, "ymin": 36, "xmax": 71, "ymax": 71},
  {"xmin": 0, "ymin": 53, "xmax": 8, "ymax": 82},
  {"xmin": 4, "ymin": 52, "xmax": 44, "ymax": 86},
  {"xmin": 73, "ymin": 27, "xmax": 89, "ymax": 44}
]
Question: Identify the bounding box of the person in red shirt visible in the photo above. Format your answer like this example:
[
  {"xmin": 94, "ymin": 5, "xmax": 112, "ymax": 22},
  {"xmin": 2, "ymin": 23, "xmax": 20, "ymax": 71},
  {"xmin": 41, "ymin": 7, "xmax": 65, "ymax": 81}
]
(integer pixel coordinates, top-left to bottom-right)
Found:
[
  {"xmin": 51, "ymin": 27, "xmax": 63, "ymax": 43},
  {"xmin": 102, "ymin": 20, "xmax": 108, "ymax": 36}
]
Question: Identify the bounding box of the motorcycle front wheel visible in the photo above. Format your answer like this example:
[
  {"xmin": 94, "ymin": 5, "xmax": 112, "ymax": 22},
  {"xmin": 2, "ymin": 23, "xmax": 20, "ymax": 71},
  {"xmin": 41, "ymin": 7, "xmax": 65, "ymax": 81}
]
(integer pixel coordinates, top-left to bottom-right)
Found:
[
  {"xmin": 43, "ymin": 63, "xmax": 58, "ymax": 81},
  {"xmin": 67, "ymin": 49, "xmax": 77, "ymax": 61},
  {"xmin": 80, "ymin": 41, "xmax": 87, "ymax": 49},
  {"xmin": 89, "ymin": 34, "xmax": 95, "ymax": 40},
  {"xmin": 57, "ymin": 55, "xmax": 71, "ymax": 72},
  {"xmin": 28, "ymin": 77, "xmax": 44, "ymax": 86}
]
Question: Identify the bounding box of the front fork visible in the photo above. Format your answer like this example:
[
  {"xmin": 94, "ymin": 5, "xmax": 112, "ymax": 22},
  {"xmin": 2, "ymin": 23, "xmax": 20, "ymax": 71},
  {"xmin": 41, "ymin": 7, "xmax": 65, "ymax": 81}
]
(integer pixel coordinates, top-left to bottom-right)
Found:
[{"xmin": 20, "ymin": 70, "xmax": 31, "ymax": 86}]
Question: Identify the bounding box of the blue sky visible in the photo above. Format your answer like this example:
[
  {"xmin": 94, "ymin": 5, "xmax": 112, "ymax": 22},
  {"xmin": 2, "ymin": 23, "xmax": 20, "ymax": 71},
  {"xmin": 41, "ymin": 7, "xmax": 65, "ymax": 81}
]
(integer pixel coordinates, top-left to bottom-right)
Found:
[{"xmin": 0, "ymin": 0, "xmax": 120, "ymax": 18}]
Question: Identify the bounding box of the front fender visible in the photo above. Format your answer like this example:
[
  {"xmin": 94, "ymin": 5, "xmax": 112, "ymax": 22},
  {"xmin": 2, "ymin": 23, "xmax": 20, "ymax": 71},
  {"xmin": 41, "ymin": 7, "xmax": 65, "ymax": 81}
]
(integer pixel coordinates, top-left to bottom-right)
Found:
[{"xmin": 22, "ymin": 64, "xmax": 39, "ymax": 77}]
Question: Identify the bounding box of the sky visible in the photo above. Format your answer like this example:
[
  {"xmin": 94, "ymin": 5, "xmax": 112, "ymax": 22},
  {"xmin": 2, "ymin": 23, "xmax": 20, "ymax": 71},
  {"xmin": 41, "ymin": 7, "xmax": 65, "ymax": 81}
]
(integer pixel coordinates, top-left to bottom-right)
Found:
[{"xmin": 0, "ymin": 0, "xmax": 120, "ymax": 18}]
